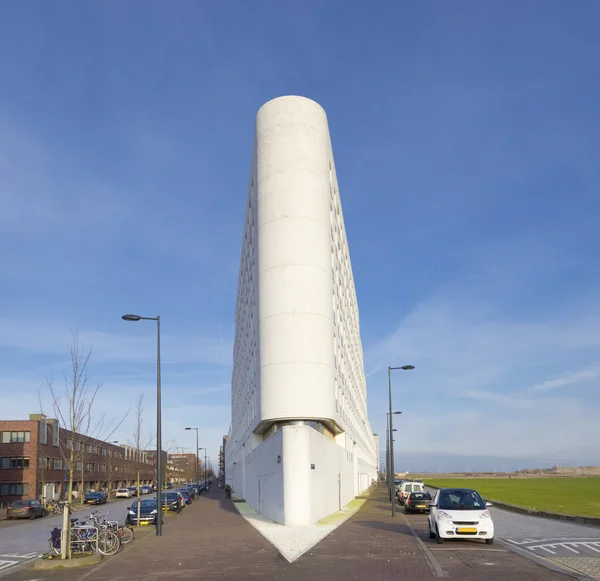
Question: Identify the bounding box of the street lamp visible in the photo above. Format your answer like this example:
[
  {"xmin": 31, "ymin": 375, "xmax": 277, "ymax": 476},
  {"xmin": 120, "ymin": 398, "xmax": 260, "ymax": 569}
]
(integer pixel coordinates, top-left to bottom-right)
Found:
[
  {"xmin": 198, "ymin": 447, "xmax": 207, "ymax": 487},
  {"xmin": 388, "ymin": 364, "xmax": 414, "ymax": 517},
  {"xmin": 122, "ymin": 313, "xmax": 163, "ymax": 537},
  {"xmin": 185, "ymin": 428, "xmax": 200, "ymax": 486}
]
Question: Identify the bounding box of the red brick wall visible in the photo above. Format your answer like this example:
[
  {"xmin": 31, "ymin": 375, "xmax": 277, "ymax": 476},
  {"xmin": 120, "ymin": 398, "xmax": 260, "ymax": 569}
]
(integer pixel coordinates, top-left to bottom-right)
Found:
[{"xmin": 1, "ymin": 418, "xmax": 157, "ymax": 504}]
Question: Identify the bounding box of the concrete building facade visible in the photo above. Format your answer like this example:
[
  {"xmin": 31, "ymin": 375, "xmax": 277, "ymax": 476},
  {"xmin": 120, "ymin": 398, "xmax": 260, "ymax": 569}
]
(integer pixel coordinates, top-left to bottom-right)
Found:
[{"xmin": 225, "ymin": 96, "xmax": 377, "ymax": 526}]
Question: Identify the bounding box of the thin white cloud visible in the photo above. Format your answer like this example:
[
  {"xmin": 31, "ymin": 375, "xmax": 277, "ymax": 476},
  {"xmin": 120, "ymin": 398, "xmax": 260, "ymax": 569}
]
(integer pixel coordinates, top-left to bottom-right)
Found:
[
  {"xmin": 0, "ymin": 317, "xmax": 232, "ymax": 367},
  {"xmin": 531, "ymin": 365, "xmax": 600, "ymax": 393}
]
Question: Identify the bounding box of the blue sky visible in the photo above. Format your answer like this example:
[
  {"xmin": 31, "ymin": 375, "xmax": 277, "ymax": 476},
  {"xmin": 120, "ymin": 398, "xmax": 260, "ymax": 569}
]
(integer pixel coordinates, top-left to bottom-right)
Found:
[{"xmin": 1, "ymin": 1, "xmax": 599, "ymax": 472}]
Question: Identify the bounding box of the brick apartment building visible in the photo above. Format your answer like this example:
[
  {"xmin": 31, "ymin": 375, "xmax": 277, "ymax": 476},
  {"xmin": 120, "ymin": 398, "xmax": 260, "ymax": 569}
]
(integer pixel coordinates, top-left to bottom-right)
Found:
[
  {"xmin": 0, "ymin": 414, "xmax": 158, "ymax": 504},
  {"xmin": 167, "ymin": 453, "xmax": 200, "ymax": 484}
]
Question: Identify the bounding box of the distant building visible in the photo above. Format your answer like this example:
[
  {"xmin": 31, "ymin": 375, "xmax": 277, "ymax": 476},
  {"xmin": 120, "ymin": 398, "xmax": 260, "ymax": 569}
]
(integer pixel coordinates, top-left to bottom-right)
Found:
[
  {"xmin": 167, "ymin": 453, "xmax": 199, "ymax": 483},
  {"xmin": 226, "ymin": 96, "xmax": 378, "ymax": 526},
  {"xmin": 0, "ymin": 414, "xmax": 156, "ymax": 504}
]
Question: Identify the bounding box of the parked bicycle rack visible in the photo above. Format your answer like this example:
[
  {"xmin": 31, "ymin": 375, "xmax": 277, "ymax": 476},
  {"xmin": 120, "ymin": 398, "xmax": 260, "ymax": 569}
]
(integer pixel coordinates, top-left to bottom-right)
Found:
[{"xmin": 70, "ymin": 525, "xmax": 99, "ymax": 553}]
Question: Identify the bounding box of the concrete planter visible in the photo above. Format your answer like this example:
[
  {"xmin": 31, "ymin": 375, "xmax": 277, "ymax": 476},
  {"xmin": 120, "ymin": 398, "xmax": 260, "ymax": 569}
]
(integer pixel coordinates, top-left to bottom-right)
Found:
[{"xmin": 34, "ymin": 552, "xmax": 103, "ymax": 570}]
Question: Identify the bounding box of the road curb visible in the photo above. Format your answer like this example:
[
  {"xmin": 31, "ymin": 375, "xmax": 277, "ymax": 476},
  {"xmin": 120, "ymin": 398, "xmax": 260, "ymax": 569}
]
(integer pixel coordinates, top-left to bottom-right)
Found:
[{"xmin": 400, "ymin": 513, "xmax": 448, "ymax": 578}]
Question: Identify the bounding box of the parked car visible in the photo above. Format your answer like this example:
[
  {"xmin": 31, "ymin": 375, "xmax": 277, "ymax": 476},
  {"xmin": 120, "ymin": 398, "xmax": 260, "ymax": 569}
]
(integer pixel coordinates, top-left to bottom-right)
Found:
[
  {"xmin": 126, "ymin": 498, "xmax": 163, "ymax": 526},
  {"xmin": 7, "ymin": 499, "xmax": 46, "ymax": 520},
  {"xmin": 116, "ymin": 488, "xmax": 132, "ymax": 499},
  {"xmin": 84, "ymin": 491, "xmax": 107, "ymax": 505},
  {"xmin": 397, "ymin": 481, "xmax": 425, "ymax": 505},
  {"xmin": 177, "ymin": 490, "xmax": 192, "ymax": 505},
  {"xmin": 141, "ymin": 485, "xmax": 152, "ymax": 495},
  {"xmin": 128, "ymin": 486, "xmax": 139, "ymax": 497},
  {"xmin": 404, "ymin": 491, "xmax": 432, "ymax": 514},
  {"xmin": 160, "ymin": 491, "xmax": 183, "ymax": 513},
  {"xmin": 428, "ymin": 488, "xmax": 494, "ymax": 545}
]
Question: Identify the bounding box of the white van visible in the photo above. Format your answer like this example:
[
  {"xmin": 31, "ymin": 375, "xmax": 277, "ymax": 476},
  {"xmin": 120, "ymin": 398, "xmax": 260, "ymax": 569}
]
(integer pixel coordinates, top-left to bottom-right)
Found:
[{"xmin": 397, "ymin": 481, "xmax": 425, "ymax": 505}]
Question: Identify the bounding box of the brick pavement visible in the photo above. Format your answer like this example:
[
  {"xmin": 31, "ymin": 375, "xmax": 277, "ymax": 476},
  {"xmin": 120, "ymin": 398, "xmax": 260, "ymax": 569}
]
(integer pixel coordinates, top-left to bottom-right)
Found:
[
  {"xmin": 551, "ymin": 557, "xmax": 600, "ymax": 579},
  {"xmin": 2, "ymin": 485, "xmax": 581, "ymax": 581}
]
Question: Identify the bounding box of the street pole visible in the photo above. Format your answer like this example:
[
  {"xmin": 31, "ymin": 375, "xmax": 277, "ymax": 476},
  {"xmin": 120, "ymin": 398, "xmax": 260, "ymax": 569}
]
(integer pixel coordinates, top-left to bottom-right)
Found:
[
  {"xmin": 388, "ymin": 364, "xmax": 415, "ymax": 517},
  {"xmin": 387, "ymin": 368, "xmax": 395, "ymax": 516},
  {"xmin": 121, "ymin": 313, "xmax": 163, "ymax": 537},
  {"xmin": 386, "ymin": 414, "xmax": 390, "ymax": 500}
]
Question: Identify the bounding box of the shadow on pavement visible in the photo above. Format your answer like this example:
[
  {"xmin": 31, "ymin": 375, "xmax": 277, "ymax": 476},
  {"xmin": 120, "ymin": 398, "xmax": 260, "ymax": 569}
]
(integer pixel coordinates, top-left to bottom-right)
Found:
[
  {"xmin": 197, "ymin": 489, "xmax": 239, "ymax": 514},
  {"xmin": 353, "ymin": 520, "xmax": 413, "ymax": 535}
]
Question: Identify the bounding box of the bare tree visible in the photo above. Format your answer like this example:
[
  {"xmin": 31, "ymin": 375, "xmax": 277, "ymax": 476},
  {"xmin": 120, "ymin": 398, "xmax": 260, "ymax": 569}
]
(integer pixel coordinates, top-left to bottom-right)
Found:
[
  {"xmin": 39, "ymin": 332, "xmax": 128, "ymax": 559},
  {"xmin": 129, "ymin": 394, "xmax": 154, "ymax": 526}
]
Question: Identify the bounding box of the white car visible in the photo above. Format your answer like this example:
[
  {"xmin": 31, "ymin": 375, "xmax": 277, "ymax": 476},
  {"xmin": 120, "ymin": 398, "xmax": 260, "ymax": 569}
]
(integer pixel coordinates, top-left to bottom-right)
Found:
[
  {"xmin": 428, "ymin": 488, "xmax": 494, "ymax": 544},
  {"xmin": 115, "ymin": 488, "xmax": 132, "ymax": 499},
  {"xmin": 397, "ymin": 481, "xmax": 425, "ymax": 505}
]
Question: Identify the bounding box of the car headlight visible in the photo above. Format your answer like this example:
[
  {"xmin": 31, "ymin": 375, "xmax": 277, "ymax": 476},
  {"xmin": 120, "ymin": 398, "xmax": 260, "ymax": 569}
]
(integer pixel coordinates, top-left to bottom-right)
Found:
[
  {"xmin": 479, "ymin": 510, "xmax": 491, "ymax": 519},
  {"xmin": 150, "ymin": 509, "xmax": 157, "ymax": 514},
  {"xmin": 438, "ymin": 511, "xmax": 453, "ymax": 520},
  {"xmin": 128, "ymin": 510, "xmax": 135, "ymax": 515}
]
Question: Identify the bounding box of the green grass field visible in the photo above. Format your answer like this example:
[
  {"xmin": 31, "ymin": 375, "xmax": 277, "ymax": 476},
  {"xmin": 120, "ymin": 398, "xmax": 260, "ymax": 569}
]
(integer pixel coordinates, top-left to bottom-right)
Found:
[{"xmin": 424, "ymin": 478, "xmax": 600, "ymax": 518}]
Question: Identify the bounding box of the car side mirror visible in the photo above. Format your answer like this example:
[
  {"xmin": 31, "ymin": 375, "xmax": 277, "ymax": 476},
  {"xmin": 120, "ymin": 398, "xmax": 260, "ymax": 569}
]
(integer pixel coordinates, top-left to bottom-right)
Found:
[
  {"xmin": 428, "ymin": 502, "xmax": 436, "ymax": 508},
  {"xmin": 485, "ymin": 501, "xmax": 493, "ymax": 507},
  {"xmin": 126, "ymin": 506, "xmax": 130, "ymax": 510}
]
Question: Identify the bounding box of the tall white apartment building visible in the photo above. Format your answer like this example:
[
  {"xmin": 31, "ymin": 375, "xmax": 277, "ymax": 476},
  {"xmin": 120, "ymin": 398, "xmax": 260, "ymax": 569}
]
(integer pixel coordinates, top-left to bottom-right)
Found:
[{"xmin": 225, "ymin": 95, "xmax": 378, "ymax": 526}]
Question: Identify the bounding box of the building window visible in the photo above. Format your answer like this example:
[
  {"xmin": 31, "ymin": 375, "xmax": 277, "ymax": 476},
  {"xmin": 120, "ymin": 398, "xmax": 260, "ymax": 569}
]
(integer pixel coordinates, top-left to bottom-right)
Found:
[
  {"xmin": 53, "ymin": 458, "xmax": 63, "ymax": 470},
  {"xmin": 40, "ymin": 417, "xmax": 47, "ymax": 445},
  {"xmin": 1, "ymin": 431, "xmax": 31, "ymax": 443},
  {"xmin": 0, "ymin": 483, "xmax": 28, "ymax": 496}
]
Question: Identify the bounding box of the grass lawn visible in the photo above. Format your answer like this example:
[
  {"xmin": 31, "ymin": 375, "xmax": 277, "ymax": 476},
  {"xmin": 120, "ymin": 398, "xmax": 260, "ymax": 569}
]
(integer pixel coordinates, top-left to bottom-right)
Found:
[{"xmin": 424, "ymin": 478, "xmax": 600, "ymax": 518}]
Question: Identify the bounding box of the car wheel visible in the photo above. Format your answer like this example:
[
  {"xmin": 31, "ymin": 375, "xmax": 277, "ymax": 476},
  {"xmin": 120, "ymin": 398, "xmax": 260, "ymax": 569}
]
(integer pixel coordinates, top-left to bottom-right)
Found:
[
  {"xmin": 485, "ymin": 537, "xmax": 494, "ymax": 545},
  {"xmin": 436, "ymin": 524, "xmax": 444, "ymax": 544},
  {"xmin": 428, "ymin": 521, "xmax": 435, "ymax": 539},
  {"xmin": 403, "ymin": 505, "xmax": 408, "ymax": 514},
  {"xmin": 30, "ymin": 512, "xmax": 36, "ymax": 520},
  {"xmin": 6, "ymin": 516, "xmax": 11, "ymax": 521}
]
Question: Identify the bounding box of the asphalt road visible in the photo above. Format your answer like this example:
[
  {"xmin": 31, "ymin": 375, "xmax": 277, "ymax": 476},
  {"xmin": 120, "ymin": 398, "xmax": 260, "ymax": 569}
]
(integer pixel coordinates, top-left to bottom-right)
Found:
[{"xmin": 0, "ymin": 497, "xmax": 131, "ymax": 560}]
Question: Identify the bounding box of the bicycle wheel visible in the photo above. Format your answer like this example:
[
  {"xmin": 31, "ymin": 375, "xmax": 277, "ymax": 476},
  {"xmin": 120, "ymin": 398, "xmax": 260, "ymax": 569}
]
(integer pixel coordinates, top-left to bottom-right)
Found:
[
  {"xmin": 118, "ymin": 526, "xmax": 134, "ymax": 544},
  {"xmin": 48, "ymin": 540, "xmax": 60, "ymax": 556},
  {"xmin": 97, "ymin": 531, "xmax": 120, "ymax": 556}
]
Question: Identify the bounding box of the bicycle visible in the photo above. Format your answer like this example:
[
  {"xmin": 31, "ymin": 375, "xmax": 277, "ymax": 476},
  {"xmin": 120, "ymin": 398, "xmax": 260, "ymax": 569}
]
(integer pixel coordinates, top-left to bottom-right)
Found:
[{"xmin": 90, "ymin": 510, "xmax": 134, "ymax": 544}]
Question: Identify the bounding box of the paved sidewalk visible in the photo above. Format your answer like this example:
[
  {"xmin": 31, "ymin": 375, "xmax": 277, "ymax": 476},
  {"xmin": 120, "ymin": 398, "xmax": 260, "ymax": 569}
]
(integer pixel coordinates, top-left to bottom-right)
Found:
[{"xmin": 2, "ymin": 485, "xmax": 578, "ymax": 581}]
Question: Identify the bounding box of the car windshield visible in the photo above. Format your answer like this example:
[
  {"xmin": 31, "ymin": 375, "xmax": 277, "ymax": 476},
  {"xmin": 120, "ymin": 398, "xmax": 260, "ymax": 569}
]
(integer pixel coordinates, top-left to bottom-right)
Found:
[
  {"xmin": 161, "ymin": 493, "xmax": 178, "ymax": 500},
  {"xmin": 11, "ymin": 501, "xmax": 26, "ymax": 507},
  {"xmin": 438, "ymin": 489, "xmax": 485, "ymax": 510},
  {"xmin": 410, "ymin": 492, "xmax": 431, "ymax": 500},
  {"xmin": 131, "ymin": 499, "xmax": 157, "ymax": 509},
  {"xmin": 87, "ymin": 492, "xmax": 101, "ymax": 497}
]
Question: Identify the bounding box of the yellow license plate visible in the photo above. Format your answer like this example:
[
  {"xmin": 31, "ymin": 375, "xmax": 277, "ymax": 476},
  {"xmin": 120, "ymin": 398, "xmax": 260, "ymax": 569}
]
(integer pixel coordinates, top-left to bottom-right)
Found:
[
  {"xmin": 456, "ymin": 527, "xmax": 477, "ymax": 533},
  {"xmin": 140, "ymin": 521, "xmax": 149, "ymax": 525},
  {"xmin": 417, "ymin": 504, "xmax": 426, "ymax": 508}
]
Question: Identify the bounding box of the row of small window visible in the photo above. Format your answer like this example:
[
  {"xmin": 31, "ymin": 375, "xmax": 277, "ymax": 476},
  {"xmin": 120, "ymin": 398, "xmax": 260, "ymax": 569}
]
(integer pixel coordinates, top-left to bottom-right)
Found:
[
  {"xmin": 0, "ymin": 457, "xmax": 30, "ymax": 469},
  {"xmin": 0, "ymin": 483, "xmax": 28, "ymax": 496},
  {"xmin": 1, "ymin": 431, "xmax": 30, "ymax": 443}
]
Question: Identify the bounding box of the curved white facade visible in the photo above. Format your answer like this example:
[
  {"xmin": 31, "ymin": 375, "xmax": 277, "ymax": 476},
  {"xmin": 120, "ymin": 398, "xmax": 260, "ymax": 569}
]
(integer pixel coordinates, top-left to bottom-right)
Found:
[{"xmin": 226, "ymin": 96, "xmax": 377, "ymax": 526}]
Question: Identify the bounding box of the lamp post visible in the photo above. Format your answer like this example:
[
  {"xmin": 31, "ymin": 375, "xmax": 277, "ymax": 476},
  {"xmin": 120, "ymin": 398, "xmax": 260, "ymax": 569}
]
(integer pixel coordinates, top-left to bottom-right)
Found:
[
  {"xmin": 122, "ymin": 313, "xmax": 163, "ymax": 537},
  {"xmin": 185, "ymin": 428, "xmax": 200, "ymax": 486},
  {"xmin": 388, "ymin": 364, "xmax": 415, "ymax": 517},
  {"xmin": 198, "ymin": 447, "xmax": 207, "ymax": 487}
]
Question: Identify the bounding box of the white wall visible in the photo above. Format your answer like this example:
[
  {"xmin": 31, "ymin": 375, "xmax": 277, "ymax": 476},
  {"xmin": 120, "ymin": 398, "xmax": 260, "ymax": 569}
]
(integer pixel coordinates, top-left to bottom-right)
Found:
[{"xmin": 229, "ymin": 425, "xmax": 377, "ymax": 526}]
